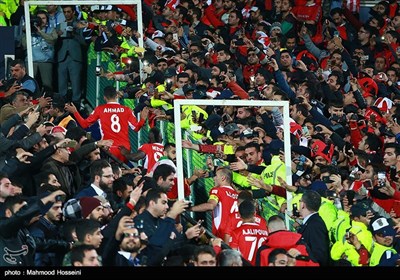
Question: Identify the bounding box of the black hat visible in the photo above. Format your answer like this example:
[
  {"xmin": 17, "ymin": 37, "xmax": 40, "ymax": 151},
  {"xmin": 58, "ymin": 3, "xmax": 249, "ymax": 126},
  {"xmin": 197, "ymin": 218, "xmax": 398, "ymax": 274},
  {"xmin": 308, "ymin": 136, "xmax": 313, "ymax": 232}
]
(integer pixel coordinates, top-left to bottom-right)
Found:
[
  {"xmin": 256, "ymin": 67, "xmax": 272, "ymax": 82},
  {"xmin": 183, "ymin": 84, "xmax": 196, "ymax": 95},
  {"xmin": 210, "ymin": 62, "xmax": 227, "ymax": 74},
  {"xmin": 380, "ymin": 127, "xmax": 396, "ymax": 138},
  {"xmin": 204, "ymin": 114, "xmax": 222, "ymax": 130},
  {"xmin": 291, "ymin": 145, "xmax": 311, "ymax": 159},
  {"xmin": 164, "ymin": 67, "xmax": 177, "ymax": 78},
  {"xmin": 224, "ymin": 123, "xmax": 240, "ymax": 136}
]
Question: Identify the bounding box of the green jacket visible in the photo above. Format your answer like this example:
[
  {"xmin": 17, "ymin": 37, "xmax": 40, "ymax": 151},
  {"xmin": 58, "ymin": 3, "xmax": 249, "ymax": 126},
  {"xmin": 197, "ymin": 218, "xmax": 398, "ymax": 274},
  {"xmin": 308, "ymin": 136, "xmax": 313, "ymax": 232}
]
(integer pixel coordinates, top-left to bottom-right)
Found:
[{"xmin": 369, "ymin": 242, "xmax": 397, "ymax": 266}]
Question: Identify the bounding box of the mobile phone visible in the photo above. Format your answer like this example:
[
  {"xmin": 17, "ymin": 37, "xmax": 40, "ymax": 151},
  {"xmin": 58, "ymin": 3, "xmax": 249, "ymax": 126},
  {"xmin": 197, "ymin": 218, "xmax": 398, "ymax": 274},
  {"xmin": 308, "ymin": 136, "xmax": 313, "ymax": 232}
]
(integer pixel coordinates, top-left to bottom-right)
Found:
[
  {"xmin": 346, "ymin": 190, "xmax": 356, "ymax": 205},
  {"xmin": 345, "ymin": 142, "xmax": 353, "ymax": 154},
  {"xmin": 363, "ymin": 179, "xmax": 372, "ymax": 190},
  {"xmin": 392, "ymin": 200, "xmax": 400, "ymax": 218},
  {"xmin": 86, "ymin": 132, "xmax": 92, "ymax": 140},
  {"xmin": 64, "ymin": 140, "xmax": 77, "ymax": 148},
  {"xmin": 292, "ymin": 57, "xmax": 298, "ymax": 67},
  {"xmin": 397, "ymin": 46, "xmax": 400, "ymax": 53},
  {"xmin": 298, "ymin": 155, "xmax": 306, "ymax": 164},
  {"xmin": 333, "ymin": 31, "xmax": 339, "ymax": 37},
  {"xmin": 148, "ymin": 84, "xmax": 155, "ymax": 94},
  {"xmin": 235, "ymin": 38, "xmax": 245, "ymax": 45},
  {"xmin": 302, "ymin": 126, "xmax": 309, "ymax": 136},
  {"xmin": 297, "ymin": 155, "xmax": 306, "ymax": 171},
  {"xmin": 172, "ymin": 33, "xmax": 179, "ymax": 41},
  {"xmin": 270, "ymin": 37, "xmax": 279, "ymax": 43},
  {"xmin": 360, "ymin": 55, "xmax": 369, "ymax": 61},
  {"xmin": 95, "ymin": 66, "xmax": 101, "ymax": 76},
  {"xmin": 322, "ymin": 176, "xmax": 333, "ymax": 183},
  {"xmin": 315, "ymin": 126, "xmax": 322, "ymax": 132},
  {"xmin": 377, "ymin": 172, "xmax": 386, "ymax": 188},
  {"xmin": 292, "ymin": 203, "xmax": 300, "ymax": 217}
]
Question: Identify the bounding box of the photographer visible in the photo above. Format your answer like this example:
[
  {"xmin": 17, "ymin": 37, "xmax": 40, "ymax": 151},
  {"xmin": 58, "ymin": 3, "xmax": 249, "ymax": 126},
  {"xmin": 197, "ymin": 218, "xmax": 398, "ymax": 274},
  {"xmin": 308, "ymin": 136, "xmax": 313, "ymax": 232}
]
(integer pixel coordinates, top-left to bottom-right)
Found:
[
  {"xmin": 0, "ymin": 59, "xmax": 40, "ymax": 103},
  {"xmin": 56, "ymin": 5, "xmax": 86, "ymax": 108},
  {"xmin": 22, "ymin": 10, "xmax": 58, "ymax": 92}
]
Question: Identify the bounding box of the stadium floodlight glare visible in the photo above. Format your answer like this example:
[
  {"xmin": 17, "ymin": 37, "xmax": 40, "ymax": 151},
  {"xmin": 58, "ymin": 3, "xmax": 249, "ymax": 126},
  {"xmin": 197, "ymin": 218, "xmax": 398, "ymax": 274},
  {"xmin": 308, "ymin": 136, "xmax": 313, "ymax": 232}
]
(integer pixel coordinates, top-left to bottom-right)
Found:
[{"xmin": 174, "ymin": 99, "xmax": 293, "ymax": 227}]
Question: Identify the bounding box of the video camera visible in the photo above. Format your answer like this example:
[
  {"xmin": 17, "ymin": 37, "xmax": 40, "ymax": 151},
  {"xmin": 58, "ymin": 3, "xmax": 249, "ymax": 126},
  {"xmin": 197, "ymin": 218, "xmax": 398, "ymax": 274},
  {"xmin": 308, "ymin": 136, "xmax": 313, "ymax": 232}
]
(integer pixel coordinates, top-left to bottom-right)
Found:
[{"xmin": 30, "ymin": 16, "xmax": 42, "ymax": 31}]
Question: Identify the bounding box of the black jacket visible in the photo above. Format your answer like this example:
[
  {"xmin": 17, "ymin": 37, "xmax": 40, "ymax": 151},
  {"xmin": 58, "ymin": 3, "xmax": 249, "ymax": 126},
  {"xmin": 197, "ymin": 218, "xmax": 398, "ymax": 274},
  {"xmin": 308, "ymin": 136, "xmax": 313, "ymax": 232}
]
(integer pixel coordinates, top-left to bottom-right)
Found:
[{"xmin": 0, "ymin": 200, "xmax": 44, "ymax": 266}]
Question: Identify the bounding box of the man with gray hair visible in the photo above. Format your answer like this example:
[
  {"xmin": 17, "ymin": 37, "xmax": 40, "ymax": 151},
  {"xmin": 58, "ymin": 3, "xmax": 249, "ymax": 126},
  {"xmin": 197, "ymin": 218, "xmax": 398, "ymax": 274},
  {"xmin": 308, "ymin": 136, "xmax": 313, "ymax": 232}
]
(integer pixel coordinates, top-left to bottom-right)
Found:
[{"xmin": 218, "ymin": 249, "xmax": 243, "ymax": 266}]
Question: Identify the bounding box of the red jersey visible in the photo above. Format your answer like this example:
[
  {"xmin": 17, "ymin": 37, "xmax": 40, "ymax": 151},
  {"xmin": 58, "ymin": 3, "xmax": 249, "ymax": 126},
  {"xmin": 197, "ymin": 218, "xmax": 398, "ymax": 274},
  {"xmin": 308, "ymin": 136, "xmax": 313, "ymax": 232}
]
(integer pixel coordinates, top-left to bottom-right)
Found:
[
  {"xmin": 230, "ymin": 222, "xmax": 269, "ymax": 266},
  {"xmin": 293, "ymin": 2, "xmax": 321, "ymax": 22},
  {"xmin": 73, "ymin": 102, "xmax": 145, "ymax": 162},
  {"xmin": 344, "ymin": 0, "xmax": 360, "ymax": 13},
  {"xmin": 209, "ymin": 185, "xmax": 239, "ymax": 239},
  {"xmin": 138, "ymin": 143, "xmax": 164, "ymax": 171},
  {"xmin": 225, "ymin": 212, "xmax": 267, "ymax": 239}
]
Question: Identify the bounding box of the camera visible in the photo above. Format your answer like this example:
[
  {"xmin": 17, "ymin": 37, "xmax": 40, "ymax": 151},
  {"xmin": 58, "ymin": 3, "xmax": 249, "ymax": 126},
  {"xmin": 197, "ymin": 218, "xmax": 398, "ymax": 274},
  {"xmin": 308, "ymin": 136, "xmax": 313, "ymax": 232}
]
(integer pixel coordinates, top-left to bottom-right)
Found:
[
  {"xmin": 30, "ymin": 16, "xmax": 42, "ymax": 30},
  {"xmin": 55, "ymin": 195, "xmax": 65, "ymax": 202},
  {"xmin": 217, "ymin": 75, "xmax": 225, "ymax": 84}
]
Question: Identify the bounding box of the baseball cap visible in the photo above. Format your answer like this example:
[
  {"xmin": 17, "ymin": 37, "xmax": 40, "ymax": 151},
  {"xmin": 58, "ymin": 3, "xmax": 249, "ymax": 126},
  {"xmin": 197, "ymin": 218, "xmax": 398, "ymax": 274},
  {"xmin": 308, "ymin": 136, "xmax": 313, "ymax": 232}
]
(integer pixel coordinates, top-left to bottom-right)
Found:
[
  {"xmin": 152, "ymin": 30, "xmax": 165, "ymax": 39},
  {"xmin": 370, "ymin": 216, "xmax": 395, "ymax": 237},
  {"xmin": 50, "ymin": 126, "xmax": 67, "ymax": 135},
  {"xmin": 224, "ymin": 123, "xmax": 240, "ymax": 136}
]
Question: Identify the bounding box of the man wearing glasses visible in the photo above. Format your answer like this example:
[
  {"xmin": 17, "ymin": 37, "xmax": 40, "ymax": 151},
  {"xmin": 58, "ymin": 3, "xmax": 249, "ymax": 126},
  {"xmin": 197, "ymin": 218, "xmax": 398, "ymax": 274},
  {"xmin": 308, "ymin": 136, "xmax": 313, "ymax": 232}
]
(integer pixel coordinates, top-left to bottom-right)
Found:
[
  {"xmin": 75, "ymin": 159, "xmax": 114, "ymax": 199},
  {"xmin": 115, "ymin": 226, "xmax": 143, "ymax": 266}
]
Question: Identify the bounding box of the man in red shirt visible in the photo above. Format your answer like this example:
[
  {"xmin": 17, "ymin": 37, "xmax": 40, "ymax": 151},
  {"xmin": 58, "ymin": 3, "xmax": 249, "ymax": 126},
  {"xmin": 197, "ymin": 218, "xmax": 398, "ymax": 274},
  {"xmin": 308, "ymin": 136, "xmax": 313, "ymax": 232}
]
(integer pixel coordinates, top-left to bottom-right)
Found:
[
  {"xmin": 229, "ymin": 200, "xmax": 269, "ymax": 265},
  {"xmin": 189, "ymin": 167, "xmax": 239, "ymax": 240},
  {"xmin": 65, "ymin": 86, "xmax": 149, "ymax": 162},
  {"xmin": 119, "ymin": 127, "xmax": 164, "ymax": 172}
]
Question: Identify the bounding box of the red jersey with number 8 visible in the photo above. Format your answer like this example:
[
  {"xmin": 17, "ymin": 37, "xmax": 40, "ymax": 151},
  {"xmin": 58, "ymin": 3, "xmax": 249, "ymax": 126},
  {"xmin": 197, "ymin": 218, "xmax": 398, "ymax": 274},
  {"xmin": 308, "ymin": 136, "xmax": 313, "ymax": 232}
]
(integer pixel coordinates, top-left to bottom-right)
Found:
[{"xmin": 73, "ymin": 102, "xmax": 145, "ymax": 162}]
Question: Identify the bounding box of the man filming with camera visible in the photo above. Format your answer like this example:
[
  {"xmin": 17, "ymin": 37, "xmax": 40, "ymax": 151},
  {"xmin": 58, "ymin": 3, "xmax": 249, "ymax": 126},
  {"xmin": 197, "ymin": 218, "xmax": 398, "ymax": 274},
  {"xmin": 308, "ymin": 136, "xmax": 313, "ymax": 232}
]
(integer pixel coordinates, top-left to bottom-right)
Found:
[{"xmin": 21, "ymin": 10, "xmax": 58, "ymax": 92}]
